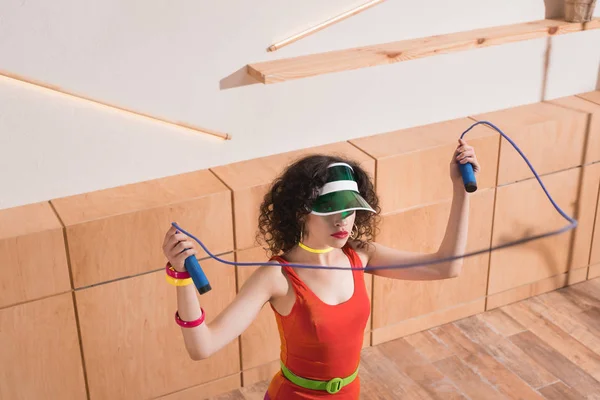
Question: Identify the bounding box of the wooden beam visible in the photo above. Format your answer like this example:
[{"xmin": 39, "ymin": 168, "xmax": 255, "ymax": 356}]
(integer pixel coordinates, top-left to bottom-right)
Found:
[
  {"xmin": 248, "ymin": 18, "xmax": 600, "ymax": 84},
  {"xmin": 0, "ymin": 70, "xmax": 231, "ymax": 140},
  {"xmin": 267, "ymin": 0, "xmax": 386, "ymax": 52}
]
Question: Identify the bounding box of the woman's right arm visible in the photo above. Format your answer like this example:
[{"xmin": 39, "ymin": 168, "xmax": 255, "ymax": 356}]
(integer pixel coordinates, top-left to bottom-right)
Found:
[{"xmin": 163, "ymin": 226, "xmax": 286, "ymax": 360}]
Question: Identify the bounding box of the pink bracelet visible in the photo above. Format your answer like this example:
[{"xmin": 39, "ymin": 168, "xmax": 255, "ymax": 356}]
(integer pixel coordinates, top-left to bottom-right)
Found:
[
  {"xmin": 175, "ymin": 309, "xmax": 205, "ymax": 328},
  {"xmin": 166, "ymin": 262, "xmax": 191, "ymax": 279}
]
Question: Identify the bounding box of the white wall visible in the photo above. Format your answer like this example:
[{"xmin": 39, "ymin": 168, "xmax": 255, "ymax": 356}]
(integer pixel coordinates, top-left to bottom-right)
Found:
[{"xmin": 1, "ymin": 0, "xmax": 599, "ymax": 209}]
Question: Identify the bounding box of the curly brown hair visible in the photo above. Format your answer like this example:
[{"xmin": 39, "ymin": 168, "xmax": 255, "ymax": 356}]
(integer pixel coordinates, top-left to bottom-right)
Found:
[{"xmin": 257, "ymin": 154, "xmax": 381, "ymax": 257}]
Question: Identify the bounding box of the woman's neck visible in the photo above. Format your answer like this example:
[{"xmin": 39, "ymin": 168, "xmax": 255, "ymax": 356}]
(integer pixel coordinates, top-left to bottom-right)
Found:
[
  {"xmin": 298, "ymin": 241, "xmax": 333, "ymax": 254},
  {"xmin": 290, "ymin": 240, "xmax": 344, "ymax": 266}
]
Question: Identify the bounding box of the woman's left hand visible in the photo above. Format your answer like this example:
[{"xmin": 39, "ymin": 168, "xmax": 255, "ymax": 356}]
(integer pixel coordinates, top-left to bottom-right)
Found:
[{"xmin": 450, "ymin": 139, "xmax": 480, "ymax": 184}]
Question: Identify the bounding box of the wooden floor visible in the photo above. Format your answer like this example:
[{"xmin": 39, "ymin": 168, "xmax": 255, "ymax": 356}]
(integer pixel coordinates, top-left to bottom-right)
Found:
[{"xmin": 210, "ymin": 278, "xmax": 600, "ymax": 399}]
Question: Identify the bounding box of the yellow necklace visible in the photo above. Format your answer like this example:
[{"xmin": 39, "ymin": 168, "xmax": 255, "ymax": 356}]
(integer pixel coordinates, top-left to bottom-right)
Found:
[{"xmin": 298, "ymin": 242, "xmax": 334, "ymax": 254}]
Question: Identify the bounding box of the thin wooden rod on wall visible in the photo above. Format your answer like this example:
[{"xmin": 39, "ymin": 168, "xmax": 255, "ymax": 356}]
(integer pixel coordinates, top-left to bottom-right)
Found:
[
  {"xmin": 250, "ymin": 17, "xmax": 600, "ymax": 84},
  {"xmin": 0, "ymin": 71, "xmax": 231, "ymax": 140},
  {"xmin": 267, "ymin": 0, "xmax": 386, "ymax": 52}
]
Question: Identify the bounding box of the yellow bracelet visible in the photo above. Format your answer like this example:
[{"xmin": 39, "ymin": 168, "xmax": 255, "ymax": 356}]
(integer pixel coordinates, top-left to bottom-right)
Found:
[{"xmin": 165, "ymin": 274, "xmax": 193, "ymax": 287}]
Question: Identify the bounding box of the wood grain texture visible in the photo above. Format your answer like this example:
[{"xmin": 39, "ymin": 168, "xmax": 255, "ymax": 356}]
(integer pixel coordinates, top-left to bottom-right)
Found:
[
  {"xmin": 372, "ymin": 188, "xmax": 493, "ymax": 333},
  {"xmin": 590, "ymin": 263, "xmax": 600, "ymax": 279},
  {"xmin": 538, "ymin": 381, "xmax": 586, "ymax": 400},
  {"xmin": 475, "ymin": 102, "xmax": 589, "ymax": 186},
  {"xmin": 0, "ymin": 201, "xmax": 64, "ymax": 239},
  {"xmin": 247, "ymin": 18, "xmax": 600, "ymax": 84},
  {"xmin": 488, "ymin": 168, "xmax": 585, "ymax": 296},
  {"xmin": 51, "ymin": 170, "xmax": 233, "ymax": 288},
  {"xmin": 211, "ymin": 142, "xmax": 375, "ymax": 251},
  {"xmin": 510, "ymin": 330, "xmax": 600, "ymax": 398},
  {"xmin": 372, "ymin": 299, "xmax": 485, "ymax": 345},
  {"xmin": 551, "ymin": 91, "xmax": 600, "ymax": 164},
  {"xmin": 76, "ymin": 255, "xmax": 239, "ymax": 400},
  {"xmin": 503, "ymin": 300, "xmax": 600, "ymax": 381},
  {"xmin": 0, "ymin": 202, "xmax": 70, "ymax": 307},
  {"xmin": 0, "ymin": 293, "xmax": 87, "ymax": 400},
  {"xmin": 590, "ymin": 170, "xmax": 600, "ymax": 266},
  {"xmin": 350, "ymin": 118, "xmax": 499, "ymax": 213},
  {"xmin": 378, "ymin": 338, "xmax": 467, "ymax": 399},
  {"xmin": 239, "ymin": 380, "xmax": 270, "ymax": 400},
  {"xmin": 486, "ymin": 268, "xmax": 588, "ymax": 310},
  {"xmin": 431, "ymin": 323, "xmax": 545, "ymax": 399},
  {"xmin": 403, "ymin": 331, "xmax": 454, "ymax": 363},
  {"xmin": 358, "ymin": 346, "xmax": 435, "ymax": 399},
  {"xmin": 572, "ymin": 163, "xmax": 600, "ymax": 270},
  {"xmin": 433, "ymin": 356, "xmax": 504, "ymax": 400},
  {"xmin": 528, "ymin": 295, "xmax": 600, "ymax": 353},
  {"xmin": 455, "ymin": 315, "xmax": 557, "ymax": 388},
  {"xmin": 236, "ymin": 248, "xmax": 280, "ymax": 372},
  {"xmin": 549, "ymin": 280, "xmax": 599, "ymax": 313},
  {"xmin": 477, "ymin": 308, "xmax": 526, "ymax": 337}
]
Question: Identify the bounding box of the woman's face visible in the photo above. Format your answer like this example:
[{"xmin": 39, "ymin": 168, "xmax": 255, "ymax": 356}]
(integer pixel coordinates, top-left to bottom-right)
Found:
[{"xmin": 303, "ymin": 210, "xmax": 356, "ymax": 248}]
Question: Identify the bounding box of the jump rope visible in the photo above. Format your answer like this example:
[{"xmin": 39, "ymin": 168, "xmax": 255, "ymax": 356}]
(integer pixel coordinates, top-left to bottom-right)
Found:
[{"xmin": 173, "ymin": 121, "xmax": 578, "ymax": 295}]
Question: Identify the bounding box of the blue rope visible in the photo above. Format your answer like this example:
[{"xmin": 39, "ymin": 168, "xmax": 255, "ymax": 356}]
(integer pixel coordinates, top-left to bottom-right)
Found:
[{"xmin": 173, "ymin": 120, "xmax": 577, "ymax": 271}]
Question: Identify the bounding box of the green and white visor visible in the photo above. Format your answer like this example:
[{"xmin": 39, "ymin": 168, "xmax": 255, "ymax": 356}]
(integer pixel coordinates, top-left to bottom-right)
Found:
[{"xmin": 311, "ymin": 162, "xmax": 376, "ymax": 216}]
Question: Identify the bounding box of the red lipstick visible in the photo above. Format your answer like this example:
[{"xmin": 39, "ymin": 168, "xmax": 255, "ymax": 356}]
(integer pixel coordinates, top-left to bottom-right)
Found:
[{"xmin": 331, "ymin": 231, "xmax": 348, "ymax": 239}]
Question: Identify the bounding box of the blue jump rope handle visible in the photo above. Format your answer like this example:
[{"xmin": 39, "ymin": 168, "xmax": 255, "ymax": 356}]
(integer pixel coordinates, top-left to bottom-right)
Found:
[
  {"xmin": 175, "ymin": 223, "xmax": 211, "ymax": 294},
  {"xmin": 459, "ymin": 162, "xmax": 477, "ymax": 193},
  {"xmin": 184, "ymin": 256, "xmax": 212, "ymax": 295}
]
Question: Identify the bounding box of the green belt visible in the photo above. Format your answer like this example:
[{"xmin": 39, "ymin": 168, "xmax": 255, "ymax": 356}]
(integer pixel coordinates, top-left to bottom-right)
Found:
[{"xmin": 280, "ymin": 360, "xmax": 359, "ymax": 394}]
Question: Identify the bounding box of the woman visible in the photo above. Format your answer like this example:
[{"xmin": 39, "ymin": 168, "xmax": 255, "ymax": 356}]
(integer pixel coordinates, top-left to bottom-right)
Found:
[{"xmin": 162, "ymin": 139, "xmax": 480, "ymax": 399}]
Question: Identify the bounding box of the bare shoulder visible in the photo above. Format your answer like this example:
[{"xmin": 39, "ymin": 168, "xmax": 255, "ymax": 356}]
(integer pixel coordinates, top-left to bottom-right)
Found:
[
  {"xmin": 347, "ymin": 240, "xmax": 372, "ymax": 268},
  {"xmin": 243, "ymin": 260, "xmax": 289, "ymax": 300}
]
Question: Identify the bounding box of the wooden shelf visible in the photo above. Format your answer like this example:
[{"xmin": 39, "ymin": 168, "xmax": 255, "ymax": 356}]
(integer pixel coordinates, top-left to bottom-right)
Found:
[{"xmin": 247, "ymin": 18, "xmax": 600, "ymax": 84}]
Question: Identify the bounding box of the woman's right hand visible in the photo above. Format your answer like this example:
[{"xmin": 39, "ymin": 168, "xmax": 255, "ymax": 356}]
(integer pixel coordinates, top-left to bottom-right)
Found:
[{"xmin": 162, "ymin": 225, "xmax": 198, "ymax": 272}]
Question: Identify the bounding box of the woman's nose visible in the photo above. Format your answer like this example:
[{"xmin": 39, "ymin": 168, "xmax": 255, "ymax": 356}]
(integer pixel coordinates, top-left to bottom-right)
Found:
[{"xmin": 334, "ymin": 217, "xmax": 348, "ymax": 227}]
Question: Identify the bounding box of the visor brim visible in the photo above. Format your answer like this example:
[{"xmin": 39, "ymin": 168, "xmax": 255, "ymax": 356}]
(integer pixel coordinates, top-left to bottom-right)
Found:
[{"xmin": 311, "ymin": 190, "xmax": 375, "ymax": 216}]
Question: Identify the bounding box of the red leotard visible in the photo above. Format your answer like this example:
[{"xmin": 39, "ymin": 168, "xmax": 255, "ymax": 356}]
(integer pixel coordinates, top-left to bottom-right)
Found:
[{"xmin": 265, "ymin": 244, "xmax": 370, "ymax": 399}]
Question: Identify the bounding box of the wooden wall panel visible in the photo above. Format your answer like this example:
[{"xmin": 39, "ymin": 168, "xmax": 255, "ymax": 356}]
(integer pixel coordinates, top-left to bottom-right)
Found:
[
  {"xmin": 486, "ymin": 269, "xmax": 588, "ymax": 310},
  {"xmin": 589, "ymin": 264, "xmax": 600, "ymax": 279},
  {"xmin": 590, "ymin": 179, "xmax": 600, "ymax": 269},
  {"xmin": 3, "ymin": 91, "xmax": 598, "ymax": 400},
  {"xmin": 371, "ymin": 188, "xmax": 494, "ymax": 344},
  {"xmin": 156, "ymin": 374, "xmax": 241, "ymax": 400},
  {"xmin": 75, "ymin": 255, "xmax": 239, "ymax": 400},
  {"xmin": 578, "ymin": 90, "xmax": 600, "ymax": 103},
  {"xmin": 51, "ymin": 170, "xmax": 233, "ymax": 288},
  {"xmin": 243, "ymin": 360, "xmax": 281, "ymax": 387},
  {"xmin": 487, "ymin": 167, "xmax": 596, "ymax": 308},
  {"xmin": 372, "ymin": 299, "xmax": 485, "ymax": 345},
  {"xmin": 551, "ymin": 92, "xmax": 600, "ymax": 164},
  {"xmin": 0, "ymin": 202, "xmax": 70, "ymax": 307},
  {"xmin": 0, "ymin": 293, "xmax": 86, "ymax": 399},
  {"xmin": 591, "ymin": 187, "xmax": 600, "ymax": 268},
  {"xmin": 236, "ymin": 247, "xmax": 280, "ymax": 373},
  {"xmin": 211, "ymin": 142, "xmax": 375, "ymax": 251},
  {"xmin": 236, "ymin": 246, "xmax": 372, "ymax": 385},
  {"xmin": 574, "ymin": 163, "xmax": 600, "ymax": 270},
  {"xmin": 350, "ymin": 118, "xmax": 499, "ymax": 214},
  {"xmin": 474, "ymin": 102, "xmax": 588, "ymax": 186}
]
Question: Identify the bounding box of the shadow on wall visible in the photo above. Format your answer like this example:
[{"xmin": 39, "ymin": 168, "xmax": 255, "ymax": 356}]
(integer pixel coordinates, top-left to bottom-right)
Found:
[
  {"xmin": 544, "ymin": 0, "xmax": 565, "ymax": 18},
  {"xmin": 498, "ymin": 226, "xmax": 563, "ymax": 282}
]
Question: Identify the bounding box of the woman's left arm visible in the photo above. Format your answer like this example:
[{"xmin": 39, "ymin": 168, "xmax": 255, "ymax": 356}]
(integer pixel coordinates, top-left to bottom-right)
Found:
[{"xmin": 363, "ymin": 139, "xmax": 480, "ymax": 281}]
